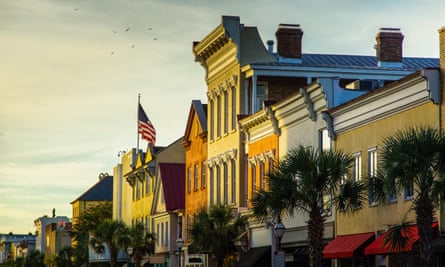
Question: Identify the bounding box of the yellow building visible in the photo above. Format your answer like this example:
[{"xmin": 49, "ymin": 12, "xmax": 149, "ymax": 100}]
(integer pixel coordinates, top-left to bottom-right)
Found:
[
  {"xmin": 193, "ymin": 16, "xmax": 276, "ymax": 210},
  {"xmin": 70, "ymin": 174, "xmax": 112, "ymax": 256},
  {"xmin": 325, "ymin": 69, "xmax": 441, "ymax": 266}
]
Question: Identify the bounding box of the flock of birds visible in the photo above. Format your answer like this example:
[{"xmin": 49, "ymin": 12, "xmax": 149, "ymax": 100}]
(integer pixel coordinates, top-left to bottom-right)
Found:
[{"xmin": 73, "ymin": 8, "xmax": 157, "ymax": 56}]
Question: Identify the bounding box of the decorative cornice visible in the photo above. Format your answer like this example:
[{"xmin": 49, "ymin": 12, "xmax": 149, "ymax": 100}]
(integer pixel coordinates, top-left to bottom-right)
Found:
[
  {"xmin": 265, "ymin": 106, "xmax": 281, "ymax": 136},
  {"xmin": 193, "ymin": 25, "xmax": 230, "ymax": 66},
  {"xmin": 206, "ymin": 149, "xmax": 238, "ymax": 167},
  {"xmin": 329, "ymin": 71, "xmax": 436, "ymax": 135},
  {"xmin": 300, "ymin": 87, "xmax": 317, "ymax": 121}
]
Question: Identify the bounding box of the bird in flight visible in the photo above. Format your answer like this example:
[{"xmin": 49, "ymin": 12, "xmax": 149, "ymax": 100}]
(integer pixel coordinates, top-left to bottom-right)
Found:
[
  {"xmin": 112, "ymin": 30, "xmax": 118, "ymax": 34},
  {"xmin": 131, "ymin": 45, "xmax": 135, "ymax": 48},
  {"xmin": 111, "ymin": 52, "xmax": 115, "ymax": 55},
  {"xmin": 125, "ymin": 27, "xmax": 130, "ymax": 32},
  {"xmin": 73, "ymin": 8, "xmax": 79, "ymax": 11}
]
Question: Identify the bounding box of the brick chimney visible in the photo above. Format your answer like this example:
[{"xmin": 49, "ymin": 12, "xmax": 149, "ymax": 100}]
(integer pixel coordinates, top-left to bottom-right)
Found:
[
  {"xmin": 439, "ymin": 27, "xmax": 445, "ymax": 71},
  {"xmin": 375, "ymin": 28, "xmax": 404, "ymax": 67},
  {"xmin": 275, "ymin": 24, "xmax": 303, "ymax": 59}
]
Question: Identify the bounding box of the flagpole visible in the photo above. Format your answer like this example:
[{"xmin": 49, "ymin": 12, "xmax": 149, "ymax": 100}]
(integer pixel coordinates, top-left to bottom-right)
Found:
[{"xmin": 137, "ymin": 93, "xmax": 141, "ymax": 152}]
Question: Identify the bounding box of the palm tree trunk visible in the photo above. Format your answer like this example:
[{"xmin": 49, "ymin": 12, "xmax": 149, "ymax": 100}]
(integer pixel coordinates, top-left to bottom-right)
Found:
[
  {"xmin": 415, "ymin": 195, "xmax": 434, "ymax": 267},
  {"xmin": 109, "ymin": 248, "xmax": 118, "ymax": 267},
  {"xmin": 308, "ymin": 209, "xmax": 325, "ymax": 267},
  {"xmin": 134, "ymin": 249, "xmax": 142, "ymax": 267}
]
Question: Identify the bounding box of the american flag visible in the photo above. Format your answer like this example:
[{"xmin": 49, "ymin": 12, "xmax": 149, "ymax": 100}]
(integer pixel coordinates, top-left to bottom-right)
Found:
[{"xmin": 138, "ymin": 104, "xmax": 156, "ymax": 145}]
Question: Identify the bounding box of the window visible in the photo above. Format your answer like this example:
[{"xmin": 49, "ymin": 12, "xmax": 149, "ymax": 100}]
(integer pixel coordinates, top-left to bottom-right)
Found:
[
  {"xmin": 322, "ymin": 192, "xmax": 332, "ymax": 215},
  {"xmin": 209, "ymin": 168, "xmax": 214, "ymax": 207},
  {"xmin": 368, "ymin": 148, "xmax": 378, "ymax": 205},
  {"xmin": 187, "ymin": 215, "xmax": 191, "ymax": 240},
  {"xmin": 165, "ymin": 222, "xmax": 169, "ymax": 247},
  {"xmin": 145, "ymin": 216, "xmax": 150, "ymax": 232},
  {"xmin": 161, "ymin": 223, "xmax": 164, "ymax": 247},
  {"xmin": 352, "ymin": 152, "xmax": 362, "ymax": 182},
  {"xmin": 217, "ymin": 95, "xmax": 221, "ymax": 137},
  {"xmin": 251, "ymin": 164, "xmax": 256, "ymax": 200},
  {"xmin": 268, "ymin": 157, "xmax": 275, "ymax": 175},
  {"xmin": 136, "ymin": 179, "xmax": 141, "ymax": 199},
  {"xmin": 232, "ymin": 87, "xmax": 236, "ymax": 130},
  {"xmin": 194, "ymin": 164, "xmax": 199, "ymax": 191},
  {"xmin": 145, "ymin": 173, "xmax": 150, "ymax": 195},
  {"xmin": 157, "ymin": 223, "xmax": 160, "ymax": 246},
  {"xmin": 224, "ymin": 90, "xmax": 228, "ymax": 134},
  {"xmin": 187, "ymin": 167, "xmax": 192, "ymax": 193},
  {"xmin": 210, "ymin": 100, "xmax": 214, "ymax": 140},
  {"xmin": 243, "ymin": 156, "xmax": 248, "ymax": 207},
  {"xmin": 216, "ymin": 165, "xmax": 221, "ymax": 204},
  {"xmin": 201, "ymin": 161, "xmax": 206, "ymax": 188},
  {"xmin": 254, "ymin": 83, "xmax": 267, "ymax": 113},
  {"xmin": 259, "ymin": 161, "xmax": 265, "ymax": 190},
  {"xmin": 231, "ymin": 159, "xmax": 236, "ymax": 204},
  {"xmin": 320, "ymin": 128, "xmax": 331, "ymax": 151},
  {"xmin": 223, "ymin": 162, "xmax": 228, "ymax": 204},
  {"xmin": 387, "ymin": 182, "xmax": 397, "ymax": 203},
  {"xmin": 404, "ymin": 182, "xmax": 414, "ymax": 200}
]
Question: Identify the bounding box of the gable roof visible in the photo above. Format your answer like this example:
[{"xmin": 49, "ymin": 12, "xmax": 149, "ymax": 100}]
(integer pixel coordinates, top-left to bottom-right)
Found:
[
  {"xmin": 183, "ymin": 100, "xmax": 207, "ymax": 143},
  {"xmin": 70, "ymin": 176, "xmax": 113, "ymax": 203},
  {"xmin": 159, "ymin": 163, "xmax": 185, "ymax": 211}
]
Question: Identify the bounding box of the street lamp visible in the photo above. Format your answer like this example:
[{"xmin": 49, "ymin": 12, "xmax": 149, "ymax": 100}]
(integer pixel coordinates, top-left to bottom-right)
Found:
[
  {"xmin": 176, "ymin": 238, "xmax": 184, "ymax": 267},
  {"xmin": 127, "ymin": 247, "xmax": 134, "ymax": 267},
  {"xmin": 274, "ymin": 221, "xmax": 286, "ymax": 251}
]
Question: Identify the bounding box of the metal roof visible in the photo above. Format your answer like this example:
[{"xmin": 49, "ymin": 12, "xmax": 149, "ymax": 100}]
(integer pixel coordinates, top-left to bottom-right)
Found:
[
  {"xmin": 159, "ymin": 163, "xmax": 185, "ymax": 211},
  {"xmin": 251, "ymin": 54, "xmax": 439, "ymax": 71},
  {"xmin": 71, "ymin": 176, "xmax": 113, "ymax": 202}
]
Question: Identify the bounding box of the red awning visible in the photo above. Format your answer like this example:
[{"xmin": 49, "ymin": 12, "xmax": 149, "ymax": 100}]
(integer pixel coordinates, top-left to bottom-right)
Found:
[
  {"xmin": 365, "ymin": 222, "xmax": 438, "ymax": 255},
  {"xmin": 323, "ymin": 232, "xmax": 375, "ymax": 259}
]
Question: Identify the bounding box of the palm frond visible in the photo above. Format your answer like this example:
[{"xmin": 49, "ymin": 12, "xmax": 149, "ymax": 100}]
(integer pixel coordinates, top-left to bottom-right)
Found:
[
  {"xmin": 335, "ymin": 180, "xmax": 366, "ymax": 213},
  {"xmin": 383, "ymin": 222, "xmax": 414, "ymax": 252}
]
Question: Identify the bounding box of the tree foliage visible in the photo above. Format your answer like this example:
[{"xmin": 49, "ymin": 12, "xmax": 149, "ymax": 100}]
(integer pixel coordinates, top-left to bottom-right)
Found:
[
  {"xmin": 90, "ymin": 219, "xmax": 127, "ymax": 267},
  {"xmin": 253, "ymin": 146, "xmax": 366, "ymax": 267},
  {"xmin": 70, "ymin": 202, "xmax": 112, "ymax": 266},
  {"xmin": 371, "ymin": 126, "xmax": 445, "ymax": 267},
  {"xmin": 189, "ymin": 204, "xmax": 246, "ymax": 267}
]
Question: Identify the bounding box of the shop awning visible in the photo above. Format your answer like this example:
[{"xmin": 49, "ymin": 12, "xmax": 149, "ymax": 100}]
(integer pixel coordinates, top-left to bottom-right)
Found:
[
  {"xmin": 323, "ymin": 232, "xmax": 375, "ymax": 259},
  {"xmin": 365, "ymin": 222, "xmax": 438, "ymax": 255},
  {"xmin": 235, "ymin": 246, "xmax": 270, "ymax": 267}
]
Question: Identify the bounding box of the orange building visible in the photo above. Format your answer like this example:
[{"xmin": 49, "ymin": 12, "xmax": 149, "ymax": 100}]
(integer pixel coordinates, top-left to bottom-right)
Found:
[{"xmin": 182, "ymin": 100, "xmax": 208, "ymax": 243}]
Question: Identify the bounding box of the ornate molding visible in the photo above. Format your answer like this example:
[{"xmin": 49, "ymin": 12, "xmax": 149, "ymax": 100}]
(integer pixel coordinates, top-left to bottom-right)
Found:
[{"xmin": 300, "ymin": 87, "xmax": 317, "ymax": 121}]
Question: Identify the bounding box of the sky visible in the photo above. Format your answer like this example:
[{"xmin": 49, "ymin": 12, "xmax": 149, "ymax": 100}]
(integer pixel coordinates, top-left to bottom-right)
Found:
[{"xmin": 1, "ymin": 0, "xmax": 445, "ymax": 234}]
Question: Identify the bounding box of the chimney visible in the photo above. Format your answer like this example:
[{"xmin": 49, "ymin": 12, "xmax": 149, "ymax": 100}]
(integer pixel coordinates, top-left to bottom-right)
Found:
[
  {"xmin": 439, "ymin": 27, "xmax": 445, "ymax": 71},
  {"xmin": 275, "ymin": 24, "xmax": 303, "ymax": 59},
  {"xmin": 267, "ymin": 40, "xmax": 274, "ymax": 53},
  {"xmin": 375, "ymin": 28, "xmax": 404, "ymax": 67}
]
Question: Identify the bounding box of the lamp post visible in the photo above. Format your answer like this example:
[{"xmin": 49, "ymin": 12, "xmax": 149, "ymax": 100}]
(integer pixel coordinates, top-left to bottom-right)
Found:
[
  {"xmin": 176, "ymin": 238, "xmax": 184, "ymax": 267},
  {"xmin": 274, "ymin": 221, "xmax": 286, "ymax": 251},
  {"xmin": 274, "ymin": 221, "xmax": 286, "ymax": 267},
  {"xmin": 127, "ymin": 247, "xmax": 134, "ymax": 267}
]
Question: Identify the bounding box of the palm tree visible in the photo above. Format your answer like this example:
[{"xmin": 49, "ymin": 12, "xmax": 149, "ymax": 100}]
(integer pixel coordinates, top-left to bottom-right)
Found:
[
  {"xmin": 119, "ymin": 222, "xmax": 156, "ymax": 267},
  {"xmin": 252, "ymin": 145, "xmax": 366, "ymax": 267},
  {"xmin": 189, "ymin": 204, "xmax": 246, "ymax": 267},
  {"xmin": 70, "ymin": 202, "xmax": 112, "ymax": 266},
  {"xmin": 90, "ymin": 219, "xmax": 127, "ymax": 267},
  {"xmin": 372, "ymin": 126, "xmax": 445, "ymax": 267}
]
